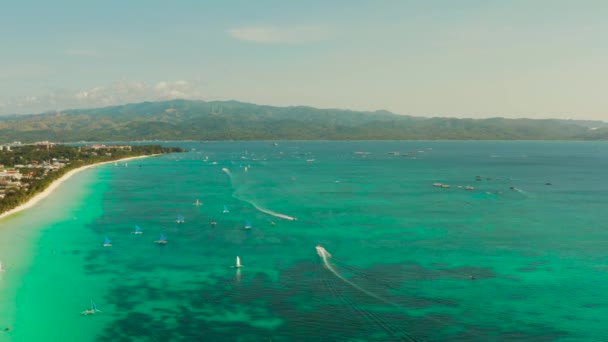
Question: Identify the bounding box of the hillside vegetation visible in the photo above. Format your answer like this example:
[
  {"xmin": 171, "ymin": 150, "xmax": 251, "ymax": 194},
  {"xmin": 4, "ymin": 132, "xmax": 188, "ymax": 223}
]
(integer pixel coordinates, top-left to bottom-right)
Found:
[{"xmin": 0, "ymin": 99, "xmax": 606, "ymax": 142}]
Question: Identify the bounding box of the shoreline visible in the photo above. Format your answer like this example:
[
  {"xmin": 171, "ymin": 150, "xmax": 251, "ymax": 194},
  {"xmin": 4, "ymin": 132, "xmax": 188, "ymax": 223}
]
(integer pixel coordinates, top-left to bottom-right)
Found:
[{"xmin": 0, "ymin": 154, "xmax": 160, "ymax": 221}]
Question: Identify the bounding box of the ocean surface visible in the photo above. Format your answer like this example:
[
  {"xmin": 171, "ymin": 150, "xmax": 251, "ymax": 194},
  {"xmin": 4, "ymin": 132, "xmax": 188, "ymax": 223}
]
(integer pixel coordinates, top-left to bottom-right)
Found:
[{"xmin": 1, "ymin": 141, "xmax": 607, "ymax": 341}]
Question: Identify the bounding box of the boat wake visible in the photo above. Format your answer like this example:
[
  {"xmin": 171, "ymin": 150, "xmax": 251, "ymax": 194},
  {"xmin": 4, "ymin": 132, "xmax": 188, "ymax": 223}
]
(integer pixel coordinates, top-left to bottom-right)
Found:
[
  {"xmin": 243, "ymin": 198, "xmax": 297, "ymax": 221},
  {"xmin": 513, "ymin": 187, "xmax": 534, "ymax": 198},
  {"xmin": 316, "ymin": 246, "xmax": 399, "ymax": 308},
  {"xmin": 316, "ymin": 246, "xmax": 419, "ymax": 341},
  {"xmin": 223, "ymin": 167, "xmax": 297, "ymax": 221}
]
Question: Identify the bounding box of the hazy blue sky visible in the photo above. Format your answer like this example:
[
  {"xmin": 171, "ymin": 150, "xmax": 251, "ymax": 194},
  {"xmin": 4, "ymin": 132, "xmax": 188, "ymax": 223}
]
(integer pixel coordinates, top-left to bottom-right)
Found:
[{"xmin": 1, "ymin": 1, "xmax": 607, "ymax": 120}]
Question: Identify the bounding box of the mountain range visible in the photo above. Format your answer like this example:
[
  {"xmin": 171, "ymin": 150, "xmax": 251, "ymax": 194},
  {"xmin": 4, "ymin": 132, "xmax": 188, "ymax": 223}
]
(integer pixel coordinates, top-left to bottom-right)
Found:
[{"xmin": 0, "ymin": 99, "xmax": 606, "ymax": 142}]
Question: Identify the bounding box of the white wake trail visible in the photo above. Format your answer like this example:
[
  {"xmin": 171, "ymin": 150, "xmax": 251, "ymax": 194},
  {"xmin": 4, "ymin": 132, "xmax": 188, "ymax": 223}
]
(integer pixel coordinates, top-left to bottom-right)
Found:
[
  {"xmin": 247, "ymin": 201, "xmax": 297, "ymax": 221},
  {"xmin": 316, "ymin": 246, "xmax": 400, "ymax": 308},
  {"xmin": 223, "ymin": 167, "xmax": 297, "ymax": 221}
]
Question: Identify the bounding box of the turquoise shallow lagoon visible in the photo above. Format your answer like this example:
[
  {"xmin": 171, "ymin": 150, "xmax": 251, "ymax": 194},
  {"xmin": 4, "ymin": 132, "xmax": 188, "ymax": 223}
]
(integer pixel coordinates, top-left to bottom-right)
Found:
[{"xmin": 1, "ymin": 141, "xmax": 607, "ymax": 341}]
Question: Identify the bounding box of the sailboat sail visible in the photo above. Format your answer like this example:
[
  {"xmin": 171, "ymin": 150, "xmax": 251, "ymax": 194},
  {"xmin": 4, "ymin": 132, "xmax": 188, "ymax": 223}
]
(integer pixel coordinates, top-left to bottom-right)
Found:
[
  {"xmin": 82, "ymin": 299, "xmax": 101, "ymax": 315},
  {"xmin": 176, "ymin": 214, "xmax": 185, "ymax": 223},
  {"xmin": 103, "ymin": 236, "xmax": 112, "ymax": 246},
  {"xmin": 236, "ymin": 256, "xmax": 242, "ymax": 267},
  {"xmin": 154, "ymin": 233, "xmax": 167, "ymax": 244},
  {"xmin": 91, "ymin": 300, "xmax": 101, "ymax": 312}
]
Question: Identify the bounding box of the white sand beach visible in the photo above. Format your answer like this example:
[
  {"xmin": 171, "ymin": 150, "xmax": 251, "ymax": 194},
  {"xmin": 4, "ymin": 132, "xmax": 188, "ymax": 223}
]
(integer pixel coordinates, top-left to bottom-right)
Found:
[{"xmin": 0, "ymin": 154, "xmax": 160, "ymax": 221}]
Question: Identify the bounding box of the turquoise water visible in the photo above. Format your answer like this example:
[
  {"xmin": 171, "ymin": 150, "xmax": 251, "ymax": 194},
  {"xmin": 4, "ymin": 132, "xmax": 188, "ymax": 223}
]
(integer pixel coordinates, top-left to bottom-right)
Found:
[{"xmin": 1, "ymin": 141, "xmax": 608, "ymax": 341}]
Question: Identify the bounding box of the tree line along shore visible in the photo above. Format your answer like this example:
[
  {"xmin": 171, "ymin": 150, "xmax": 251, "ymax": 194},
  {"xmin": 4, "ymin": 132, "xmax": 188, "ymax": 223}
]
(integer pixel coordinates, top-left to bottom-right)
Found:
[{"xmin": 0, "ymin": 142, "xmax": 182, "ymax": 215}]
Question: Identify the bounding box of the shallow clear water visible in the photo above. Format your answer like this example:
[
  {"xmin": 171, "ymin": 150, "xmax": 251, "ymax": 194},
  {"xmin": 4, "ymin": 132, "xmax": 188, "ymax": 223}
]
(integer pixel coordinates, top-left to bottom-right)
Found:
[{"xmin": 1, "ymin": 141, "xmax": 608, "ymax": 341}]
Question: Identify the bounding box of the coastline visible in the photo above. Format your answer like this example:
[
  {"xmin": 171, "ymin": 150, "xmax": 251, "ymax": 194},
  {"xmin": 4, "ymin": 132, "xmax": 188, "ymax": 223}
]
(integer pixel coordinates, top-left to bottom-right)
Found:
[{"xmin": 0, "ymin": 154, "xmax": 160, "ymax": 221}]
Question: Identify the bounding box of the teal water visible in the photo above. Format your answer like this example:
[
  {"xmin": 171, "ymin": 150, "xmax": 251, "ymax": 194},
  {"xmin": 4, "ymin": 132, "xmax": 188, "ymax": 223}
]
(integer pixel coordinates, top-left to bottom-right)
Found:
[{"xmin": 1, "ymin": 141, "xmax": 608, "ymax": 341}]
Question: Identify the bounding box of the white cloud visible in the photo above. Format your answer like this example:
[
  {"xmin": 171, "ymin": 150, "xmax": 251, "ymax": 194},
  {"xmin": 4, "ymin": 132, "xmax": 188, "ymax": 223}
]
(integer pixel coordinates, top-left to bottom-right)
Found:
[
  {"xmin": 0, "ymin": 80, "xmax": 206, "ymax": 115},
  {"xmin": 227, "ymin": 26, "xmax": 332, "ymax": 44}
]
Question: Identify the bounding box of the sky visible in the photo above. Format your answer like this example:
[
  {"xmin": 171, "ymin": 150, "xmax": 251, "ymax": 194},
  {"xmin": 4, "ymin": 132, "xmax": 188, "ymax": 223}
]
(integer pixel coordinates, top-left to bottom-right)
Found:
[{"xmin": 1, "ymin": 0, "xmax": 607, "ymax": 120}]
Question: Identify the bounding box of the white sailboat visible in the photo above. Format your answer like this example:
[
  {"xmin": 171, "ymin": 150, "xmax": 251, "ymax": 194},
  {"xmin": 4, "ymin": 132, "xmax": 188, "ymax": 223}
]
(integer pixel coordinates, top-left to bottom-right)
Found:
[
  {"xmin": 232, "ymin": 256, "xmax": 243, "ymax": 268},
  {"xmin": 194, "ymin": 199, "xmax": 202, "ymax": 206},
  {"xmin": 81, "ymin": 299, "xmax": 102, "ymax": 315}
]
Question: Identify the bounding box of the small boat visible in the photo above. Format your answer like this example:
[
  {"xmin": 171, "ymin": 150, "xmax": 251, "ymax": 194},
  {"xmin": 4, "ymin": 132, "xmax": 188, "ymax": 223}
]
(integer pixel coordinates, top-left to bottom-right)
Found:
[
  {"xmin": 209, "ymin": 220, "xmax": 217, "ymax": 226},
  {"xmin": 244, "ymin": 221, "xmax": 252, "ymax": 229},
  {"xmin": 176, "ymin": 214, "xmax": 185, "ymax": 223},
  {"xmin": 232, "ymin": 256, "xmax": 243, "ymax": 268},
  {"xmin": 432, "ymin": 182, "xmax": 442, "ymax": 187},
  {"xmin": 103, "ymin": 236, "xmax": 112, "ymax": 247},
  {"xmin": 132, "ymin": 225, "xmax": 143, "ymax": 235},
  {"xmin": 194, "ymin": 199, "xmax": 202, "ymax": 206},
  {"xmin": 465, "ymin": 186, "xmax": 474, "ymax": 190},
  {"xmin": 0, "ymin": 260, "xmax": 4, "ymax": 271},
  {"xmin": 81, "ymin": 299, "xmax": 102, "ymax": 315},
  {"xmin": 154, "ymin": 233, "xmax": 167, "ymax": 244},
  {"xmin": 223, "ymin": 205, "xmax": 229, "ymax": 214},
  {"xmin": 441, "ymin": 184, "xmax": 450, "ymax": 188}
]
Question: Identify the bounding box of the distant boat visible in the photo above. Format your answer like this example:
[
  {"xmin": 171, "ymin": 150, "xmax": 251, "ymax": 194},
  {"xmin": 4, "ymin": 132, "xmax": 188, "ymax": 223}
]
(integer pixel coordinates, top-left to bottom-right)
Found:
[
  {"xmin": 244, "ymin": 221, "xmax": 252, "ymax": 229},
  {"xmin": 81, "ymin": 299, "xmax": 102, "ymax": 315},
  {"xmin": 103, "ymin": 236, "xmax": 112, "ymax": 247},
  {"xmin": 132, "ymin": 225, "xmax": 143, "ymax": 235},
  {"xmin": 232, "ymin": 256, "xmax": 243, "ymax": 268},
  {"xmin": 0, "ymin": 260, "xmax": 4, "ymax": 271},
  {"xmin": 223, "ymin": 205, "xmax": 229, "ymax": 214},
  {"xmin": 194, "ymin": 199, "xmax": 202, "ymax": 206},
  {"xmin": 154, "ymin": 233, "xmax": 167, "ymax": 244},
  {"xmin": 176, "ymin": 214, "xmax": 185, "ymax": 223}
]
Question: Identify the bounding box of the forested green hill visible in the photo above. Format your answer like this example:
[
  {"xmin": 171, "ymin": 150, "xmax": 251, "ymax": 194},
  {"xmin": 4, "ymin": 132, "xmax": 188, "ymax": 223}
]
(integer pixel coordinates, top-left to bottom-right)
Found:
[{"xmin": 0, "ymin": 99, "xmax": 606, "ymax": 142}]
